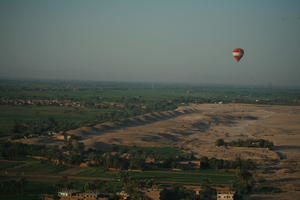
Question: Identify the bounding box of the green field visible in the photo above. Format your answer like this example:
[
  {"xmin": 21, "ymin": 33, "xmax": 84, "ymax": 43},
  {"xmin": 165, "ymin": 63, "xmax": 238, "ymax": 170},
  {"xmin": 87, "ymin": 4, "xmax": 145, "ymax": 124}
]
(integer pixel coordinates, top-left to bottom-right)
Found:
[
  {"xmin": 0, "ymin": 181, "xmax": 57, "ymax": 200},
  {"xmin": 1, "ymin": 160, "xmax": 236, "ymax": 185},
  {"xmin": 17, "ymin": 162, "xmax": 69, "ymax": 173},
  {"xmin": 0, "ymin": 161, "xmax": 25, "ymax": 170},
  {"xmin": 0, "ymin": 87, "xmax": 187, "ymax": 102},
  {"xmin": 75, "ymin": 167, "xmax": 109, "ymax": 177},
  {"xmin": 1, "ymin": 80, "xmax": 300, "ymax": 104},
  {"xmin": 1, "ymin": 85, "xmax": 300, "ymax": 103},
  {"xmin": 0, "ymin": 105, "xmax": 116, "ymax": 135},
  {"xmin": 75, "ymin": 167, "xmax": 237, "ymax": 185},
  {"xmin": 0, "ymin": 160, "xmax": 69, "ymax": 175},
  {"xmin": 128, "ymin": 170, "xmax": 237, "ymax": 185}
]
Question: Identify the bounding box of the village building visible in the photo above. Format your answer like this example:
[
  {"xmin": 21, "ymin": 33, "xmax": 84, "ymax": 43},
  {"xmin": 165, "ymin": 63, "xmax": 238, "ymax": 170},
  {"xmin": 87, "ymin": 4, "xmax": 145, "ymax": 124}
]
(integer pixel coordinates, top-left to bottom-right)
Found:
[
  {"xmin": 216, "ymin": 189, "xmax": 235, "ymax": 200},
  {"xmin": 141, "ymin": 187, "xmax": 161, "ymax": 200},
  {"xmin": 117, "ymin": 191, "xmax": 130, "ymax": 200},
  {"xmin": 144, "ymin": 157, "xmax": 156, "ymax": 164},
  {"xmin": 56, "ymin": 190, "xmax": 109, "ymax": 200}
]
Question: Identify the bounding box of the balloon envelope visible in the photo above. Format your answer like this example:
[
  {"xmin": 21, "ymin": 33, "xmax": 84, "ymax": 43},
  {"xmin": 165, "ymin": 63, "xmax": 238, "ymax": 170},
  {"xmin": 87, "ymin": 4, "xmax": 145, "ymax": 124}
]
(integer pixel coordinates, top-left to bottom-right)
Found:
[{"xmin": 232, "ymin": 48, "xmax": 244, "ymax": 62}]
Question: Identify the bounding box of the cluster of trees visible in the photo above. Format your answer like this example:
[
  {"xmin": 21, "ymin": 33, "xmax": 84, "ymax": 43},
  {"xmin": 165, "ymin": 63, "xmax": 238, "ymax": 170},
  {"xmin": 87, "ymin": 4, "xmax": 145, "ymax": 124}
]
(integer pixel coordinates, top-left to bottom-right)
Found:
[
  {"xmin": 49, "ymin": 176, "xmax": 122, "ymax": 198},
  {"xmin": 89, "ymin": 152, "xmax": 170, "ymax": 171},
  {"xmin": 116, "ymin": 171, "xmax": 152, "ymax": 200},
  {"xmin": 0, "ymin": 141, "xmax": 85, "ymax": 165},
  {"xmin": 160, "ymin": 186, "xmax": 196, "ymax": 200},
  {"xmin": 0, "ymin": 178, "xmax": 27, "ymax": 195},
  {"xmin": 87, "ymin": 150, "xmax": 256, "ymax": 171},
  {"xmin": 89, "ymin": 147, "xmax": 198, "ymax": 171},
  {"xmin": 0, "ymin": 141, "xmax": 47, "ymax": 160},
  {"xmin": 0, "ymin": 141, "xmax": 158, "ymax": 170},
  {"xmin": 12, "ymin": 118, "xmax": 79, "ymax": 139},
  {"xmin": 233, "ymin": 169, "xmax": 255, "ymax": 200},
  {"xmin": 89, "ymin": 153, "xmax": 135, "ymax": 170},
  {"xmin": 0, "ymin": 141, "xmax": 159, "ymax": 170},
  {"xmin": 200, "ymin": 156, "xmax": 256, "ymax": 170},
  {"xmin": 216, "ymin": 138, "xmax": 274, "ymax": 148},
  {"xmin": 1, "ymin": 140, "xmax": 257, "ymax": 172}
]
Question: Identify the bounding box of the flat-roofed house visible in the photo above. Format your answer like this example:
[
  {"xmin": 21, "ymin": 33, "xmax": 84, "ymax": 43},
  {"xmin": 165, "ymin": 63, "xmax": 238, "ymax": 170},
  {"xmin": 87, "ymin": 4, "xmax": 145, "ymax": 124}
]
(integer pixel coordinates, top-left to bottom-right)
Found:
[{"xmin": 217, "ymin": 190, "xmax": 235, "ymax": 200}]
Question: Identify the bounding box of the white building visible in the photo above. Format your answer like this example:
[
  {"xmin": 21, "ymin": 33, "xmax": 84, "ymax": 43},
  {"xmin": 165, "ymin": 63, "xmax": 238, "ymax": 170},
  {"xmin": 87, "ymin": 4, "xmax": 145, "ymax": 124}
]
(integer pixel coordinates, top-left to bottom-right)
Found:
[{"xmin": 217, "ymin": 190, "xmax": 235, "ymax": 200}]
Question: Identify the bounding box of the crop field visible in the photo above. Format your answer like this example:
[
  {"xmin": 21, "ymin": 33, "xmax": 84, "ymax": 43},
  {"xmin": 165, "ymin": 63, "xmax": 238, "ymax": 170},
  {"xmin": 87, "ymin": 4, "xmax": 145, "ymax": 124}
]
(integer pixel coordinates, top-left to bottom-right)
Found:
[
  {"xmin": 0, "ymin": 87, "xmax": 187, "ymax": 102},
  {"xmin": 1, "ymin": 80, "xmax": 300, "ymax": 103},
  {"xmin": 129, "ymin": 170, "xmax": 237, "ymax": 185},
  {"xmin": 0, "ymin": 105, "xmax": 115, "ymax": 135},
  {"xmin": 0, "ymin": 181, "xmax": 57, "ymax": 200},
  {"xmin": 0, "ymin": 160, "xmax": 25, "ymax": 170},
  {"xmin": 17, "ymin": 162, "xmax": 69, "ymax": 173},
  {"xmin": 75, "ymin": 167, "xmax": 114, "ymax": 178},
  {"xmin": 1, "ymin": 86, "xmax": 300, "ymax": 104},
  {"xmin": 75, "ymin": 167, "xmax": 237, "ymax": 185},
  {"xmin": 1, "ymin": 159, "xmax": 236, "ymax": 186}
]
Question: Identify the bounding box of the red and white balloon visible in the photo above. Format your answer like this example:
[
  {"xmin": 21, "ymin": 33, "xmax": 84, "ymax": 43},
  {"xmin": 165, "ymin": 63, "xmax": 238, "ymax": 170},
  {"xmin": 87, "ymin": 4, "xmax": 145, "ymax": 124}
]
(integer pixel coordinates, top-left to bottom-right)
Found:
[{"xmin": 232, "ymin": 48, "xmax": 244, "ymax": 62}]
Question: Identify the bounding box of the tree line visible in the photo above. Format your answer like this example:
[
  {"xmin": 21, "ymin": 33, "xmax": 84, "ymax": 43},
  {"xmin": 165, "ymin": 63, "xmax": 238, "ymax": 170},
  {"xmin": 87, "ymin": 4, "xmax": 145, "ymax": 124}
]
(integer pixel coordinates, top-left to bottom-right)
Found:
[
  {"xmin": 200, "ymin": 156, "xmax": 256, "ymax": 170},
  {"xmin": 216, "ymin": 138, "xmax": 274, "ymax": 148},
  {"xmin": 0, "ymin": 178, "xmax": 27, "ymax": 195},
  {"xmin": 0, "ymin": 141, "xmax": 256, "ymax": 172}
]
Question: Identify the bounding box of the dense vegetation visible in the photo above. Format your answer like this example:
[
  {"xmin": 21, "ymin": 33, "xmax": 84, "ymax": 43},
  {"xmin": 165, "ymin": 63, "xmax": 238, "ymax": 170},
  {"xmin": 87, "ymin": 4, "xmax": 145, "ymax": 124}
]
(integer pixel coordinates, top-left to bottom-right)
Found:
[
  {"xmin": 200, "ymin": 156, "xmax": 256, "ymax": 170},
  {"xmin": 0, "ymin": 139, "xmax": 253, "ymax": 200},
  {"xmin": 0, "ymin": 178, "xmax": 28, "ymax": 195},
  {"xmin": 160, "ymin": 186, "xmax": 196, "ymax": 200},
  {"xmin": 0, "ymin": 140, "xmax": 240, "ymax": 199},
  {"xmin": 0, "ymin": 141, "xmax": 85, "ymax": 165},
  {"xmin": 0, "ymin": 141, "xmax": 255, "ymax": 175},
  {"xmin": 0, "ymin": 178, "xmax": 122, "ymax": 200},
  {"xmin": 216, "ymin": 139, "xmax": 274, "ymax": 148},
  {"xmin": 1, "ymin": 80, "xmax": 299, "ymax": 105}
]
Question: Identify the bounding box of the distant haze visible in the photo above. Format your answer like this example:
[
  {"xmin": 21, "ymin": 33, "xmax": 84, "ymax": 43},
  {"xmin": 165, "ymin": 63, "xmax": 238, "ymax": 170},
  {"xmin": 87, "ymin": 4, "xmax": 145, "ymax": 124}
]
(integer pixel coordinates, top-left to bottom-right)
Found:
[{"xmin": 1, "ymin": 0, "xmax": 300, "ymax": 86}]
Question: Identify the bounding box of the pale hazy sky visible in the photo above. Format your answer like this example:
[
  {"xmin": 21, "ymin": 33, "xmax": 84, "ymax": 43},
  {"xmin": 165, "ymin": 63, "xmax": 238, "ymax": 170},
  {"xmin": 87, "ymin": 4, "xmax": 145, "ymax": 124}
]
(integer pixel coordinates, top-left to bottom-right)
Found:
[{"xmin": 0, "ymin": 0, "xmax": 300, "ymax": 86}]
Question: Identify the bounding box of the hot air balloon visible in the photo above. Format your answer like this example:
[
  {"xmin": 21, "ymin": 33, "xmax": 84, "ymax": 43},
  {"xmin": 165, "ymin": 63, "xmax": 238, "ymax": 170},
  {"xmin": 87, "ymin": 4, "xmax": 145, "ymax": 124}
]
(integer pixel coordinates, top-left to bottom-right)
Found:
[{"xmin": 232, "ymin": 48, "xmax": 244, "ymax": 62}]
